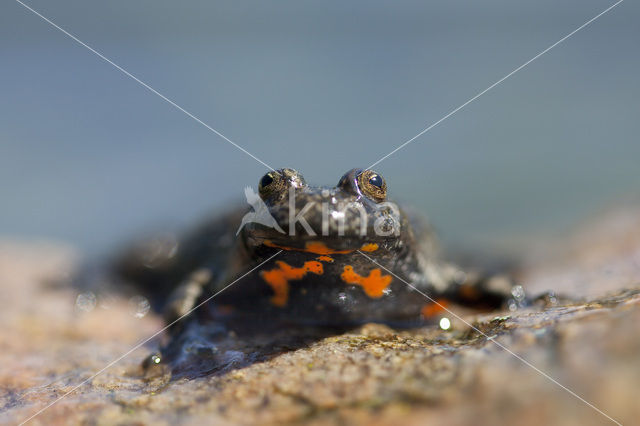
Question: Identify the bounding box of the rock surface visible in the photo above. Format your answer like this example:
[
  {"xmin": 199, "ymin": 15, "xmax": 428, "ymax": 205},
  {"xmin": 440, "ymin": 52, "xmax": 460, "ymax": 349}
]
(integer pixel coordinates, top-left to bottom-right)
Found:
[{"xmin": 1, "ymin": 209, "xmax": 640, "ymax": 425}]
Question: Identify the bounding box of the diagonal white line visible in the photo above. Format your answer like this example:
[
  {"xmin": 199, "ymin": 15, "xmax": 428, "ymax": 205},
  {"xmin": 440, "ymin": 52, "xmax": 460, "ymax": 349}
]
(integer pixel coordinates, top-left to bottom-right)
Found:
[
  {"xmin": 357, "ymin": 250, "xmax": 622, "ymax": 425},
  {"xmin": 17, "ymin": 250, "xmax": 283, "ymax": 426},
  {"xmin": 14, "ymin": 0, "xmax": 276, "ymax": 172},
  {"xmin": 367, "ymin": 0, "xmax": 625, "ymax": 170}
]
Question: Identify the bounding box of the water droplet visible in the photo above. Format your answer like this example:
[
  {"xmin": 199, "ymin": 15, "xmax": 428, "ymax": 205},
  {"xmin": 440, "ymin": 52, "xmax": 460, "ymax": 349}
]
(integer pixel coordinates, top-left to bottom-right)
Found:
[
  {"xmin": 128, "ymin": 295, "xmax": 150, "ymax": 318},
  {"xmin": 439, "ymin": 317, "xmax": 451, "ymax": 330},
  {"xmin": 142, "ymin": 352, "xmax": 164, "ymax": 372},
  {"xmin": 336, "ymin": 292, "xmax": 355, "ymax": 310},
  {"xmin": 75, "ymin": 292, "xmax": 96, "ymax": 312},
  {"xmin": 511, "ymin": 285, "xmax": 526, "ymax": 301},
  {"xmin": 508, "ymin": 299, "xmax": 518, "ymax": 311}
]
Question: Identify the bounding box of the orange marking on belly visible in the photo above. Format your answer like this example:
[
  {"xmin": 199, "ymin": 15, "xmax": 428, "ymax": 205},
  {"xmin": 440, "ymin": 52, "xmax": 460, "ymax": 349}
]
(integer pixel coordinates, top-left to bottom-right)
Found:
[
  {"xmin": 340, "ymin": 265, "xmax": 392, "ymax": 298},
  {"xmin": 359, "ymin": 243, "xmax": 379, "ymax": 252},
  {"xmin": 260, "ymin": 260, "xmax": 324, "ymax": 307},
  {"xmin": 316, "ymin": 255, "xmax": 334, "ymax": 263},
  {"xmin": 420, "ymin": 299, "xmax": 449, "ymax": 318}
]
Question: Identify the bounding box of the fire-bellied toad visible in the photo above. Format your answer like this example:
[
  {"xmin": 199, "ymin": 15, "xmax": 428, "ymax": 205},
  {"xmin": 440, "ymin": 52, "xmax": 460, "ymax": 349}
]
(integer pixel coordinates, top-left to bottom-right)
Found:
[{"xmin": 113, "ymin": 168, "xmax": 522, "ymax": 375}]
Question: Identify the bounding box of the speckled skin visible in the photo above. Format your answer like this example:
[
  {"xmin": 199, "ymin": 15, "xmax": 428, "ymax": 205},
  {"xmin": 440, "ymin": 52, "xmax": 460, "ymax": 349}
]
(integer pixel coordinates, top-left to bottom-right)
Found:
[{"xmin": 114, "ymin": 168, "xmax": 516, "ymax": 330}]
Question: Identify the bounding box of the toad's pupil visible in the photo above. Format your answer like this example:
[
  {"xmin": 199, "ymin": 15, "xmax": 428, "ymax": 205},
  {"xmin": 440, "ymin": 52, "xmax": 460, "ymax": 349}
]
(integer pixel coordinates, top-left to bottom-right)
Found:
[
  {"xmin": 369, "ymin": 174, "xmax": 383, "ymax": 188},
  {"xmin": 260, "ymin": 174, "xmax": 274, "ymax": 188}
]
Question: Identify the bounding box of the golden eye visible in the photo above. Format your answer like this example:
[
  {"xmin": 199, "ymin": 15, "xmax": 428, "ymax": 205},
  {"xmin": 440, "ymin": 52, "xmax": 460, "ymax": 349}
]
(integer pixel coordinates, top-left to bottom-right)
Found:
[
  {"xmin": 259, "ymin": 173, "xmax": 275, "ymax": 190},
  {"xmin": 258, "ymin": 168, "xmax": 306, "ymax": 201},
  {"xmin": 258, "ymin": 171, "xmax": 281, "ymax": 200},
  {"xmin": 356, "ymin": 170, "xmax": 387, "ymax": 202}
]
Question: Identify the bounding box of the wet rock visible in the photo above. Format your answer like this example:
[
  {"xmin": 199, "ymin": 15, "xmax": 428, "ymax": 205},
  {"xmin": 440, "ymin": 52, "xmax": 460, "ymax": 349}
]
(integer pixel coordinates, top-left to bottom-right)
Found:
[{"xmin": 1, "ymin": 208, "xmax": 640, "ymax": 425}]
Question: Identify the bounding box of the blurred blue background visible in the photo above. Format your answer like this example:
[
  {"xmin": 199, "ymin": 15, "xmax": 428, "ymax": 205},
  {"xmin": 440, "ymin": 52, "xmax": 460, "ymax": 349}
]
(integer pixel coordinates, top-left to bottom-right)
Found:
[{"xmin": 1, "ymin": 0, "xmax": 638, "ymax": 256}]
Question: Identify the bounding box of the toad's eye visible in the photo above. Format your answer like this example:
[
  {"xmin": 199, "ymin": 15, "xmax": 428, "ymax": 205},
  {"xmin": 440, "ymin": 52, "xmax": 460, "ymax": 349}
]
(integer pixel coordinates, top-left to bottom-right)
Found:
[
  {"xmin": 258, "ymin": 168, "xmax": 306, "ymax": 202},
  {"xmin": 260, "ymin": 173, "xmax": 274, "ymax": 189},
  {"xmin": 356, "ymin": 169, "xmax": 387, "ymax": 203},
  {"xmin": 368, "ymin": 174, "xmax": 384, "ymax": 189},
  {"xmin": 258, "ymin": 171, "xmax": 281, "ymax": 201}
]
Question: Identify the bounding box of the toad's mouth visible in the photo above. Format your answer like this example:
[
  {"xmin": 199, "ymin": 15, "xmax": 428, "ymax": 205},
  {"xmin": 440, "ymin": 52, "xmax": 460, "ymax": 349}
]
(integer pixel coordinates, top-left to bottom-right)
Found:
[
  {"xmin": 243, "ymin": 229, "xmax": 395, "ymax": 255},
  {"xmin": 261, "ymin": 239, "xmax": 382, "ymax": 255}
]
